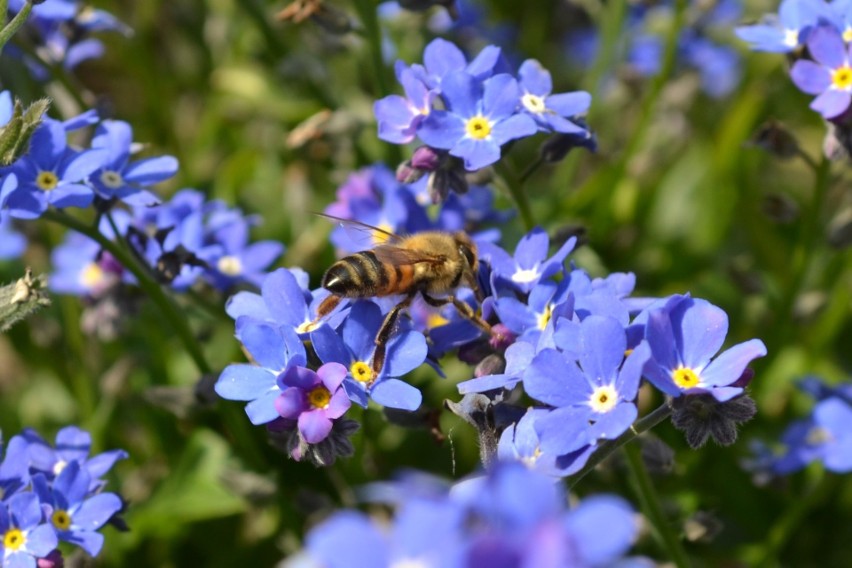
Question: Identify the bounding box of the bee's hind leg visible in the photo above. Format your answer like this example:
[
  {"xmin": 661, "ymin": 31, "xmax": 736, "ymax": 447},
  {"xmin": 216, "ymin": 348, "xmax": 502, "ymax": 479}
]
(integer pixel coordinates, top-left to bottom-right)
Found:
[
  {"xmin": 372, "ymin": 294, "xmax": 415, "ymax": 375},
  {"xmin": 421, "ymin": 293, "xmax": 491, "ymax": 334}
]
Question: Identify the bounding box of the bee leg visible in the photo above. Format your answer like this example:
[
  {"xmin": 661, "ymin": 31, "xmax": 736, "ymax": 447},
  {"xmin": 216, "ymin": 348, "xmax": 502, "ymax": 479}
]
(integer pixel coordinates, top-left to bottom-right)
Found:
[
  {"xmin": 312, "ymin": 294, "xmax": 342, "ymax": 326},
  {"xmin": 372, "ymin": 294, "xmax": 415, "ymax": 375},
  {"xmin": 421, "ymin": 293, "xmax": 491, "ymax": 334}
]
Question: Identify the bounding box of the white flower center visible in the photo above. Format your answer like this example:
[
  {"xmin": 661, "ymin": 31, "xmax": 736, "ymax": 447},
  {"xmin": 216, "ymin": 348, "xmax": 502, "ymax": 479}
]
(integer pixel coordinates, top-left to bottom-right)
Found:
[
  {"xmin": 217, "ymin": 255, "xmax": 243, "ymax": 276},
  {"xmin": 589, "ymin": 385, "xmax": 619, "ymax": 413},
  {"xmin": 100, "ymin": 170, "xmax": 124, "ymax": 189},
  {"xmin": 521, "ymin": 92, "xmax": 547, "ymax": 114}
]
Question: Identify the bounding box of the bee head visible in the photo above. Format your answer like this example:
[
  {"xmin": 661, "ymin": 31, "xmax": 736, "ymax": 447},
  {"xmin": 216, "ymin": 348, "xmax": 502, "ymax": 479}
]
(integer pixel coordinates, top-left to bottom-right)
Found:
[{"xmin": 453, "ymin": 232, "xmax": 478, "ymax": 273}]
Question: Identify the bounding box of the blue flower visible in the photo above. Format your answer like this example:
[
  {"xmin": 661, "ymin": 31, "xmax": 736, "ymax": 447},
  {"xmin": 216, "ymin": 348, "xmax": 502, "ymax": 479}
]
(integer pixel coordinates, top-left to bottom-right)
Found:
[
  {"xmin": 202, "ymin": 209, "xmax": 284, "ymax": 291},
  {"xmin": 483, "ymin": 227, "xmax": 576, "ymax": 293},
  {"xmin": 736, "ymin": 0, "xmax": 830, "ymax": 52},
  {"xmin": 311, "ymin": 301, "xmax": 427, "ymax": 411},
  {"xmin": 498, "ymin": 408, "xmax": 584, "ymax": 477},
  {"xmin": 88, "ymin": 120, "xmax": 177, "ymax": 206},
  {"xmin": 2, "ymin": 117, "xmax": 105, "ymax": 219},
  {"xmin": 525, "ymin": 316, "xmax": 650, "ymax": 456},
  {"xmin": 517, "ymin": 59, "xmax": 592, "ymax": 134},
  {"xmin": 215, "ymin": 322, "xmax": 308, "ymax": 424},
  {"xmin": 32, "ymin": 462, "xmax": 122, "ymax": 557},
  {"xmin": 643, "ymin": 295, "xmax": 767, "ymax": 402},
  {"xmin": 21, "ymin": 426, "xmax": 127, "ymax": 492},
  {"xmin": 49, "ymin": 232, "xmax": 122, "ymax": 296},
  {"xmin": 374, "ymin": 63, "xmax": 435, "ymax": 144},
  {"xmin": 791, "ymin": 25, "xmax": 852, "ymax": 118},
  {"xmin": 771, "ymin": 381, "xmax": 852, "ymax": 474},
  {"xmin": 274, "ymin": 363, "xmax": 352, "ymax": 444},
  {"xmin": 493, "ymin": 279, "xmax": 571, "ymax": 344},
  {"xmin": 417, "ymin": 71, "xmax": 537, "ymax": 171},
  {"xmin": 0, "ymin": 91, "xmax": 12, "ymax": 127},
  {"xmin": 0, "ymin": 436, "xmax": 31, "ymax": 501},
  {"xmin": 410, "ymin": 38, "xmax": 504, "ymax": 90},
  {"xmin": 0, "ymin": 491, "xmax": 58, "ymax": 568},
  {"xmin": 0, "ymin": 212, "xmax": 26, "ymax": 260}
]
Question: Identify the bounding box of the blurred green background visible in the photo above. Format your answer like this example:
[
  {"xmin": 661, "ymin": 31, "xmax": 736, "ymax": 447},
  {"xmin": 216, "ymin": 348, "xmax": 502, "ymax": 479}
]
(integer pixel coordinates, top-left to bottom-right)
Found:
[{"xmin": 2, "ymin": 0, "xmax": 852, "ymax": 565}]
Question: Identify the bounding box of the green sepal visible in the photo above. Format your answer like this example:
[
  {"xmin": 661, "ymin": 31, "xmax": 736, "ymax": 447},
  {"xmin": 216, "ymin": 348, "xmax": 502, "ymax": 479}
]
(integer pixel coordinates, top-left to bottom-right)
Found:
[
  {"xmin": 0, "ymin": 98, "xmax": 51, "ymax": 166},
  {"xmin": 0, "ymin": 268, "xmax": 51, "ymax": 333}
]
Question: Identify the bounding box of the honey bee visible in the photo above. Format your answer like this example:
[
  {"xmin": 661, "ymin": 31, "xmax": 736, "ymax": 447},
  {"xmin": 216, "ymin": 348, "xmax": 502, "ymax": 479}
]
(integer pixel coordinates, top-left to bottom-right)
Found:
[{"xmin": 314, "ymin": 215, "xmax": 491, "ymax": 376}]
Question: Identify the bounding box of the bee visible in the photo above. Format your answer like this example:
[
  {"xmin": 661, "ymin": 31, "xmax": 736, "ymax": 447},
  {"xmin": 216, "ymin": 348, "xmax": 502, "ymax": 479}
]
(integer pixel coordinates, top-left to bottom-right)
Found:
[{"xmin": 314, "ymin": 216, "xmax": 491, "ymax": 376}]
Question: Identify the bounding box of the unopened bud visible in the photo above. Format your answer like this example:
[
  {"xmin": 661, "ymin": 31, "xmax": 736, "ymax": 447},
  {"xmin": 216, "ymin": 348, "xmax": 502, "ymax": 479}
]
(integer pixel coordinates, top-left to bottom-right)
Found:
[
  {"xmin": 475, "ymin": 353, "xmax": 505, "ymax": 378},
  {"xmin": 749, "ymin": 119, "xmax": 799, "ymax": 159},
  {"xmin": 488, "ymin": 323, "xmax": 516, "ymax": 352},
  {"xmin": 396, "ymin": 160, "xmax": 425, "ymax": 184},
  {"xmin": 410, "ymin": 145, "xmax": 443, "ymax": 171}
]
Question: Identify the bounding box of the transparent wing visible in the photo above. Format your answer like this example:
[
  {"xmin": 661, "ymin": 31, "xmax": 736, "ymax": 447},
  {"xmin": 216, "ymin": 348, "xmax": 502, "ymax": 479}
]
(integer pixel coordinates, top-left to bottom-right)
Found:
[
  {"xmin": 316, "ymin": 212, "xmax": 404, "ymax": 251},
  {"xmin": 370, "ymin": 243, "xmax": 445, "ymax": 267}
]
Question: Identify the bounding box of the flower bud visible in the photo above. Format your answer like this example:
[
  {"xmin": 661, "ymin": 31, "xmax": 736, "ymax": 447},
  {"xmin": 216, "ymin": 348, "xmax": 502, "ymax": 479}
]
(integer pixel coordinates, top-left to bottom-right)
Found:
[{"xmin": 410, "ymin": 145, "xmax": 443, "ymax": 171}]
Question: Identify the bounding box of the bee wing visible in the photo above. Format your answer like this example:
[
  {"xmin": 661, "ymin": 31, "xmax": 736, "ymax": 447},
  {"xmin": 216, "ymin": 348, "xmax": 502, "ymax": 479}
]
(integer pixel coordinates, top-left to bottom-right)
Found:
[
  {"xmin": 371, "ymin": 244, "xmax": 446, "ymax": 267},
  {"xmin": 315, "ymin": 212, "xmax": 404, "ymax": 250}
]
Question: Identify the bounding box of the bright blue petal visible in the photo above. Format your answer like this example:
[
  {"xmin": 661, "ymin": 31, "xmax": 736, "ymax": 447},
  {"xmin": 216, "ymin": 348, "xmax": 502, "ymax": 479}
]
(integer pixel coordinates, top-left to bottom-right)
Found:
[
  {"xmin": 123, "ymin": 156, "xmax": 179, "ymax": 185},
  {"xmin": 700, "ymin": 339, "xmax": 767, "ymax": 387},
  {"xmin": 215, "ymin": 364, "xmax": 277, "ymax": 401},
  {"xmin": 370, "ymin": 378, "xmax": 422, "ymax": 410}
]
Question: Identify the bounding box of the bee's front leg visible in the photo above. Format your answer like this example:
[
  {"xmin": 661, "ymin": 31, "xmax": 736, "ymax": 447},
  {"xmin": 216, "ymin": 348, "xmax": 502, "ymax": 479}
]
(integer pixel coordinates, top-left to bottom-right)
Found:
[
  {"xmin": 421, "ymin": 293, "xmax": 491, "ymax": 334},
  {"xmin": 372, "ymin": 294, "xmax": 415, "ymax": 375}
]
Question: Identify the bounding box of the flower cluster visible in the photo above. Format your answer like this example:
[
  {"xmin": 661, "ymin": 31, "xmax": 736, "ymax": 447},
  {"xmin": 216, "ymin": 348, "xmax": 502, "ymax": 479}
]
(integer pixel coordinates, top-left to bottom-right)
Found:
[
  {"xmin": 295, "ymin": 462, "xmax": 639, "ymax": 568},
  {"xmin": 737, "ymin": 0, "xmax": 852, "ymax": 119},
  {"xmin": 4, "ymin": 0, "xmax": 130, "ymax": 75},
  {"xmin": 0, "ymin": 92, "xmax": 283, "ymax": 330},
  {"xmin": 0, "ymin": 426, "xmax": 126, "ymax": 567},
  {"xmin": 374, "ymin": 37, "xmax": 593, "ymax": 172},
  {"xmin": 750, "ymin": 377, "xmax": 852, "ymax": 475},
  {"xmin": 216, "ymin": 161, "xmax": 766, "ymax": 470}
]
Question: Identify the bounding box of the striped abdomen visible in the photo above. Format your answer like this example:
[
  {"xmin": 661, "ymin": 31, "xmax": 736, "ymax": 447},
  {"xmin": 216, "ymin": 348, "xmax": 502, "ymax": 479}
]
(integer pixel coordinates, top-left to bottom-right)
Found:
[{"xmin": 322, "ymin": 251, "xmax": 416, "ymax": 298}]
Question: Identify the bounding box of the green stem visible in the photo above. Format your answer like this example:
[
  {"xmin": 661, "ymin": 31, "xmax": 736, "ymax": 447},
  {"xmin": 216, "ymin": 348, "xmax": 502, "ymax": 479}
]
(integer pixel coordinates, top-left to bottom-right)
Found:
[
  {"xmin": 0, "ymin": 1, "xmax": 31, "ymax": 52},
  {"xmin": 569, "ymin": 401, "xmax": 672, "ymax": 488},
  {"xmin": 755, "ymin": 472, "xmax": 835, "ymax": 567},
  {"xmin": 591, "ymin": 0, "xmax": 687, "ymax": 234},
  {"xmin": 351, "ymin": 0, "xmax": 390, "ymax": 98},
  {"xmin": 624, "ymin": 442, "xmax": 691, "ymax": 568},
  {"xmin": 42, "ymin": 209, "xmax": 213, "ymax": 376},
  {"xmin": 495, "ymin": 161, "xmax": 535, "ymax": 231},
  {"xmin": 771, "ymin": 156, "xmax": 831, "ymax": 350}
]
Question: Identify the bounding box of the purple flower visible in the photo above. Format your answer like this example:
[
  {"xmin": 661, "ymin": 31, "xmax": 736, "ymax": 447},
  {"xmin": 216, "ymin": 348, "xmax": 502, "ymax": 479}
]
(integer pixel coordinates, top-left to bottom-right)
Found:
[
  {"xmin": 32, "ymin": 462, "xmax": 122, "ymax": 557},
  {"xmin": 417, "ymin": 71, "xmax": 537, "ymax": 171},
  {"xmin": 88, "ymin": 120, "xmax": 177, "ymax": 206},
  {"xmin": 643, "ymin": 295, "xmax": 767, "ymax": 402},
  {"xmin": 0, "ymin": 492, "xmax": 58, "ymax": 568},
  {"xmin": 374, "ymin": 63, "xmax": 435, "ymax": 144},
  {"xmin": 274, "ymin": 363, "xmax": 352, "ymax": 444},
  {"xmin": 791, "ymin": 25, "xmax": 852, "ymax": 118},
  {"xmin": 525, "ymin": 316, "xmax": 650, "ymax": 456},
  {"xmin": 3, "ymin": 118, "xmax": 105, "ymax": 219},
  {"xmin": 517, "ymin": 59, "xmax": 592, "ymax": 135}
]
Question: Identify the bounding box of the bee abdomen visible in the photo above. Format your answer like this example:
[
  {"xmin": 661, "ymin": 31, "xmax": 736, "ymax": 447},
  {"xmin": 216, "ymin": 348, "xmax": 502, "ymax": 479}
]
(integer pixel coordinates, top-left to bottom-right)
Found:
[{"xmin": 322, "ymin": 251, "xmax": 388, "ymax": 297}]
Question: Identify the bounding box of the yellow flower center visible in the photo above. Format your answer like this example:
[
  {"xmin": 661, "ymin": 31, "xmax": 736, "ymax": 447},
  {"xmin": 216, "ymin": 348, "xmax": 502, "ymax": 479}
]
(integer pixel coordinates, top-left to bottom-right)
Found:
[
  {"xmin": 52, "ymin": 509, "xmax": 71, "ymax": 531},
  {"xmin": 806, "ymin": 426, "xmax": 833, "ymax": 445},
  {"xmin": 589, "ymin": 385, "xmax": 618, "ymax": 413},
  {"xmin": 537, "ymin": 304, "xmax": 552, "ymax": 330},
  {"xmin": 427, "ymin": 312, "xmax": 449, "ymax": 329},
  {"xmin": 36, "ymin": 171, "xmax": 59, "ymax": 191},
  {"xmin": 672, "ymin": 367, "xmax": 701, "ymax": 389},
  {"xmin": 217, "ymin": 255, "xmax": 243, "ymax": 276},
  {"xmin": 845, "ymin": 27, "xmax": 852, "ymax": 43},
  {"xmin": 3, "ymin": 528, "xmax": 25, "ymax": 551},
  {"xmin": 99, "ymin": 170, "xmax": 124, "ymax": 189},
  {"xmin": 372, "ymin": 223, "xmax": 395, "ymax": 245},
  {"xmin": 350, "ymin": 360, "xmax": 374, "ymax": 383},
  {"xmin": 521, "ymin": 93, "xmax": 546, "ymax": 114},
  {"xmin": 833, "ymin": 65, "xmax": 852, "ymax": 90},
  {"xmin": 81, "ymin": 262, "xmax": 105, "ymax": 289},
  {"xmin": 307, "ymin": 385, "xmax": 331, "ymax": 409},
  {"xmin": 465, "ymin": 115, "xmax": 492, "ymax": 140},
  {"xmin": 296, "ymin": 319, "xmax": 320, "ymax": 334}
]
